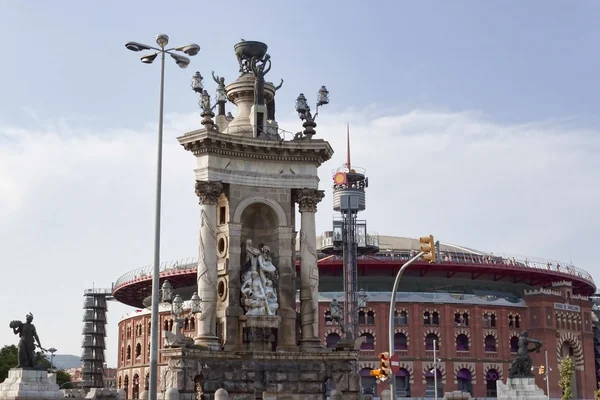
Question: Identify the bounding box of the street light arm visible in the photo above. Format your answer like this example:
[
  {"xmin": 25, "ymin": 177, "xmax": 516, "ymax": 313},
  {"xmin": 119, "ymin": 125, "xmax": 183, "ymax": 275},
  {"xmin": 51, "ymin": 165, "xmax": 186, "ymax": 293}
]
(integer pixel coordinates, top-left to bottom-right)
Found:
[{"xmin": 388, "ymin": 251, "xmax": 424, "ymax": 400}]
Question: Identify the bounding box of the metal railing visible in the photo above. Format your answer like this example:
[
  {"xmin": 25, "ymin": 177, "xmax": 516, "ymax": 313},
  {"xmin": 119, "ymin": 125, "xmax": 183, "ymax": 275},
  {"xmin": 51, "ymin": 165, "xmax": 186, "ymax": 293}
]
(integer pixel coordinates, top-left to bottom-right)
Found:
[
  {"xmin": 221, "ymin": 124, "xmax": 298, "ymax": 141},
  {"xmin": 320, "ymin": 233, "xmax": 380, "ymax": 249},
  {"xmin": 112, "ymin": 247, "xmax": 594, "ymax": 294}
]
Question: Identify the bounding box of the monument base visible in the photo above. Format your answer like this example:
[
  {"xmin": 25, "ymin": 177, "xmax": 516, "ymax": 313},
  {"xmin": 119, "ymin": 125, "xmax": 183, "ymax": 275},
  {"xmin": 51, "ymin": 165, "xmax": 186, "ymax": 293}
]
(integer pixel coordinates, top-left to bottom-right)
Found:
[
  {"xmin": 497, "ymin": 377, "xmax": 547, "ymax": 400},
  {"xmin": 160, "ymin": 347, "xmax": 361, "ymax": 400},
  {"xmin": 0, "ymin": 369, "xmax": 61, "ymax": 400}
]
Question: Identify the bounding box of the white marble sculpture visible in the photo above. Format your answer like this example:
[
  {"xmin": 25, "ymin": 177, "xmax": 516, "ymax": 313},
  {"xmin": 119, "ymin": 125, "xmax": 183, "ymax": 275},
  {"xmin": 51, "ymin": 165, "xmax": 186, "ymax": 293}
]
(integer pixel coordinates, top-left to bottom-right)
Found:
[{"xmin": 241, "ymin": 240, "xmax": 279, "ymax": 316}]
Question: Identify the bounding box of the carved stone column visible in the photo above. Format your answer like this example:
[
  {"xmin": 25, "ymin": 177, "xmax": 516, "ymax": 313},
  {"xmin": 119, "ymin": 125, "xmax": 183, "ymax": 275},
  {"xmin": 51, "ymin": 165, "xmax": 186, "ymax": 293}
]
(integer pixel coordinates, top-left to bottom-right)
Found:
[
  {"xmin": 194, "ymin": 180, "xmax": 223, "ymax": 349},
  {"xmin": 294, "ymin": 188, "xmax": 325, "ymax": 350},
  {"xmin": 276, "ymin": 226, "xmax": 299, "ymax": 352}
]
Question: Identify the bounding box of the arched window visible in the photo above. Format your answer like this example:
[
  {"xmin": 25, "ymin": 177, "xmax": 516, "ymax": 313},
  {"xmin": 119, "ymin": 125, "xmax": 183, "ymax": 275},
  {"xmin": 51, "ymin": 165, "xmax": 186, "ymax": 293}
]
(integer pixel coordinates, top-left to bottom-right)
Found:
[
  {"xmin": 399, "ymin": 311, "xmax": 408, "ymax": 325},
  {"xmin": 456, "ymin": 334, "xmax": 469, "ymax": 351},
  {"xmin": 123, "ymin": 375, "xmax": 129, "ymax": 399},
  {"xmin": 163, "ymin": 319, "xmax": 169, "ymax": 331},
  {"xmin": 508, "ymin": 315, "xmax": 514, "ymax": 328},
  {"xmin": 515, "ymin": 315, "xmax": 520, "ymax": 329},
  {"xmin": 394, "ymin": 332, "xmax": 408, "ymax": 351},
  {"xmin": 118, "ymin": 376, "xmax": 122, "ymax": 389},
  {"xmin": 126, "ymin": 345, "xmax": 131, "ymax": 360},
  {"xmin": 135, "ymin": 343, "xmax": 142, "ymax": 358},
  {"xmin": 120, "ymin": 347, "xmax": 124, "ymax": 362},
  {"xmin": 457, "ymin": 368, "xmax": 472, "ymax": 394},
  {"xmin": 147, "ymin": 321, "xmax": 151, "ymax": 335},
  {"xmin": 360, "ymin": 333, "xmax": 375, "ymax": 351},
  {"xmin": 168, "ymin": 319, "xmax": 173, "ymax": 331},
  {"xmin": 483, "ymin": 313, "xmax": 490, "ymax": 328},
  {"xmin": 132, "ymin": 374, "xmax": 140, "ymax": 399},
  {"xmin": 462, "ymin": 312, "xmax": 469, "ymax": 326},
  {"xmin": 358, "ymin": 310, "xmax": 366, "ymax": 325},
  {"xmin": 144, "ymin": 373, "xmax": 149, "ymax": 391},
  {"xmin": 190, "ymin": 317, "xmax": 195, "ymax": 330},
  {"xmin": 395, "ymin": 368, "xmax": 411, "ymax": 397},
  {"xmin": 425, "ymin": 333, "xmax": 439, "ymax": 351},
  {"xmin": 510, "ymin": 336, "xmax": 519, "ymax": 353},
  {"xmin": 184, "ymin": 318, "xmax": 189, "ymax": 330},
  {"xmin": 486, "ymin": 369, "xmax": 499, "ymax": 397},
  {"xmin": 490, "ymin": 314, "xmax": 496, "ymax": 327},
  {"xmin": 359, "ymin": 368, "xmax": 376, "ymax": 395},
  {"xmin": 432, "ymin": 312, "xmax": 440, "ymax": 325},
  {"xmin": 326, "ymin": 333, "xmax": 341, "ymax": 349},
  {"xmin": 425, "ymin": 368, "xmax": 442, "ymax": 398},
  {"xmin": 561, "ymin": 341, "xmax": 574, "ymax": 357},
  {"xmin": 485, "ymin": 335, "xmax": 497, "ymax": 352},
  {"xmin": 424, "ymin": 312, "xmax": 431, "ymax": 325}
]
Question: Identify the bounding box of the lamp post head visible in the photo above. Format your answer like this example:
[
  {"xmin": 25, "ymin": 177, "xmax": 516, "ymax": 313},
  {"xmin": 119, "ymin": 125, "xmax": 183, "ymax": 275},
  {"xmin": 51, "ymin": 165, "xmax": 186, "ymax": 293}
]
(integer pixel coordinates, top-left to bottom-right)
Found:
[
  {"xmin": 295, "ymin": 93, "xmax": 309, "ymax": 116},
  {"xmin": 125, "ymin": 42, "xmax": 152, "ymax": 52},
  {"xmin": 330, "ymin": 298, "xmax": 342, "ymax": 321},
  {"xmin": 161, "ymin": 280, "xmax": 173, "ymax": 303},
  {"xmin": 175, "ymin": 44, "xmax": 201, "ymax": 56},
  {"xmin": 357, "ymin": 288, "xmax": 368, "ymax": 309},
  {"xmin": 48, "ymin": 347, "xmax": 57, "ymax": 354},
  {"xmin": 189, "ymin": 292, "xmax": 202, "ymax": 314},
  {"xmin": 317, "ymin": 85, "xmax": 330, "ymax": 107},
  {"xmin": 172, "ymin": 294, "xmax": 184, "ymax": 318},
  {"xmin": 191, "ymin": 71, "xmax": 204, "ymax": 93},
  {"xmin": 156, "ymin": 34, "xmax": 169, "ymax": 48}
]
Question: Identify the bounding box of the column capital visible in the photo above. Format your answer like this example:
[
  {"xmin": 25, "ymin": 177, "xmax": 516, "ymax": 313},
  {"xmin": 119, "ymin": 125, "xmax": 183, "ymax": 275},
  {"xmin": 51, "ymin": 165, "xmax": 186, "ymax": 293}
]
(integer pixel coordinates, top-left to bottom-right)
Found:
[
  {"xmin": 195, "ymin": 181, "xmax": 223, "ymax": 205},
  {"xmin": 293, "ymin": 188, "xmax": 325, "ymax": 213}
]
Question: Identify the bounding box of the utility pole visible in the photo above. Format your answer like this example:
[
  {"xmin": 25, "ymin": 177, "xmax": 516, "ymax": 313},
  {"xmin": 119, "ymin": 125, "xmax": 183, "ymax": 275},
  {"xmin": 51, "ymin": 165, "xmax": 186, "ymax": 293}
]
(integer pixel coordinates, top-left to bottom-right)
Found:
[
  {"xmin": 545, "ymin": 350, "xmax": 550, "ymax": 400},
  {"xmin": 433, "ymin": 339, "xmax": 438, "ymax": 400}
]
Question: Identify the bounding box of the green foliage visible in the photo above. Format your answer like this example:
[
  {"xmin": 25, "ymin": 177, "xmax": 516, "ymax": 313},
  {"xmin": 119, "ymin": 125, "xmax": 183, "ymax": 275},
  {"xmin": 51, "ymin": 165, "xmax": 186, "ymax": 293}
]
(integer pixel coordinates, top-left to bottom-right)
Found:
[
  {"xmin": 559, "ymin": 355, "xmax": 575, "ymax": 400},
  {"xmin": 55, "ymin": 370, "xmax": 73, "ymax": 389},
  {"xmin": 594, "ymin": 387, "xmax": 600, "ymax": 400},
  {"xmin": 0, "ymin": 345, "xmax": 18, "ymax": 383}
]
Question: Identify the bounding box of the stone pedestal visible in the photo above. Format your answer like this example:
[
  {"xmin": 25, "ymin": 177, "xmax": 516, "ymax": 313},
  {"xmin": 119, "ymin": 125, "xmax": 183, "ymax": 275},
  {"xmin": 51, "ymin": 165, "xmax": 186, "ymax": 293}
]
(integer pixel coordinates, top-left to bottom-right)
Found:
[
  {"xmin": 160, "ymin": 347, "xmax": 362, "ymax": 400},
  {"xmin": 240, "ymin": 315, "xmax": 280, "ymax": 352},
  {"xmin": 0, "ymin": 369, "xmax": 61, "ymax": 400},
  {"xmin": 497, "ymin": 377, "xmax": 547, "ymax": 400}
]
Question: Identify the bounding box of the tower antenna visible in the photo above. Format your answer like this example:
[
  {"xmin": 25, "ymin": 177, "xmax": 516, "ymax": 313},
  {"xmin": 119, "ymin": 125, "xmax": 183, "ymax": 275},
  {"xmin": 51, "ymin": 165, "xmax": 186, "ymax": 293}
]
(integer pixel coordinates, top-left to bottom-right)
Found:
[{"xmin": 346, "ymin": 122, "xmax": 351, "ymax": 170}]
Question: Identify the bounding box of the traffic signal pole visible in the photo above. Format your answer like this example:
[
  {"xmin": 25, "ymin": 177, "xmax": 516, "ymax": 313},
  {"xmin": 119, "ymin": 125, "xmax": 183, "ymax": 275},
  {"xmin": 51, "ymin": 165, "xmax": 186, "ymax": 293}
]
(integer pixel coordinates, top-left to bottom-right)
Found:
[
  {"xmin": 545, "ymin": 350, "xmax": 550, "ymax": 400},
  {"xmin": 388, "ymin": 251, "xmax": 425, "ymax": 400}
]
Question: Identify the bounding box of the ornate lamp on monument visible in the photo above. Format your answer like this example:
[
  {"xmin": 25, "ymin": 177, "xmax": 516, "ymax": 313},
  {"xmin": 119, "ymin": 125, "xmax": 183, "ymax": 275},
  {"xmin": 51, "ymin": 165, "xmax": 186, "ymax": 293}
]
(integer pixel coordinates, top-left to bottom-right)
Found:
[{"xmin": 294, "ymin": 85, "xmax": 329, "ymax": 139}]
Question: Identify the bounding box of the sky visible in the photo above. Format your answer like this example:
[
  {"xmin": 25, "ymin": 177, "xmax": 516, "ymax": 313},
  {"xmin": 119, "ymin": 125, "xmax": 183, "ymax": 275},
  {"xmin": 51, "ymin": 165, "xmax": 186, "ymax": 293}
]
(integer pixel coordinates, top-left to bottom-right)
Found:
[{"xmin": 0, "ymin": 0, "xmax": 599, "ymax": 367}]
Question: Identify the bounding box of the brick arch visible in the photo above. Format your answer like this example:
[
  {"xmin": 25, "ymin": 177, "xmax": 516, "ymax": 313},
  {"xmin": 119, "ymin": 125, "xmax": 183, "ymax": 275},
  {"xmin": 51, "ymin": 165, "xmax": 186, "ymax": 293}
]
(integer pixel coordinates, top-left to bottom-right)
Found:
[
  {"xmin": 359, "ymin": 360, "xmax": 376, "ymax": 370},
  {"xmin": 556, "ymin": 331, "xmax": 584, "ymax": 370},
  {"xmin": 394, "ymin": 327, "xmax": 410, "ymax": 346},
  {"xmin": 454, "ymin": 308, "xmax": 470, "ymax": 316},
  {"xmin": 398, "ymin": 361, "xmax": 415, "ymax": 384},
  {"xmin": 359, "ymin": 327, "xmax": 377, "ymax": 344},
  {"xmin": 453, "ymin": 362, "xmax": 477, "ymax": 384},
  {"xmin": 324, "ymin": 326, "xmax": 343, "ymax": 342},
  {"xmin": 483, "ymin": 329, "xmax": 498, "ymax": 341},
  {"xmin": 423, "ymin": 308, "xmax": 440, "ymax": 315},
  {"xmin": 483, "ymin": 363, "xmax": 504, "ymax": 381},
  {"xmin": 395, "ymin": 307, "xmax": 409, "ymax": 316},
  {"xmin": 483, "ymin": 310, "xmax": 498, "ymax": 317},
  {"xmin": 422, "ymin": 361, "xmax": 446, "ymax": 384}
]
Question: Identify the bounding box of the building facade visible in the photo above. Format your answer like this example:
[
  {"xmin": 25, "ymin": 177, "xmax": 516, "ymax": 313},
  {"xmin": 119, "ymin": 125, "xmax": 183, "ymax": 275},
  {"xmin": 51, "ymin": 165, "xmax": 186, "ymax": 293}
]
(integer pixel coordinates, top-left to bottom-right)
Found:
[{"xmin": 113, "ymin": 236, "xmax": 597, "ymax": 399}]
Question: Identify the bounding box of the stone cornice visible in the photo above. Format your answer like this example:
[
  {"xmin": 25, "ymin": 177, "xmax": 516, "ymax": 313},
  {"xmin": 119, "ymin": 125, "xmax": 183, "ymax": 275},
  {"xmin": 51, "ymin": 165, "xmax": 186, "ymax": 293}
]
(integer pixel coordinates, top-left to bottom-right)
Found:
[{"xmin": 178, "ymin": 129, "xmax": 334, "ymax": 166}]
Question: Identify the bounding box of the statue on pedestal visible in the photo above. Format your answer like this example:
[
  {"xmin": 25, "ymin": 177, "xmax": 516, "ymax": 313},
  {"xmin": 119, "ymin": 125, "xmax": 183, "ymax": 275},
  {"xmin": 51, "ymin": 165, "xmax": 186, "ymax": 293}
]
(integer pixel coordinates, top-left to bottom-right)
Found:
[
  {"xmin": 250, "ymin": 55, "xmax": 271, "ymax": 106},
  {"xmin": 508, "ymin": 331, "xmax": 542, "ymax": 378},
  {"xmin": 241, "ymin": 240, "xmax": 279, "ymax": 316},
  {"xmin": 10, "ymin": 313, "xmax": 43, "ymax": 369}
]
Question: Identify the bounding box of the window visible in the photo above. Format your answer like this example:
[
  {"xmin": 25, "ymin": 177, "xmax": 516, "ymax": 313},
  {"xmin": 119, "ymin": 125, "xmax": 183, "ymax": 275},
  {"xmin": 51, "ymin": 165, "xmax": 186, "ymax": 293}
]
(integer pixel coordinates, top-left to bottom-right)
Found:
[
  {"xmin": 510, "ymin": 336, "xmax": 519, "ymax": 353},
  {"xmin": 483, "ymin": 313, "xmax": 490, "ymax": 328},
  {"xmin": 399, "ymin": 311, "xmax": 408, "ymax": 325},
  {"xmin": 190, "ymin": 317, "xmax": 195, "ymax": 330},
  {"xmin": 425, "ymin": 369, "xmax": 442, "ymax": 398},
  {"xmin": 484, "ymin": 335, "xmax": 497, "ymax": 352},
  {"xmin": 358, "ymin": 310, "xmax": 366, "ymax": 325},
  {"xmin": 457, "ymin": 369, "xmax": 472, "ymax": 394},
  {"xmin": 360, "ymin": 333, "xmax": 375, "ymax": 351},
  {"xmin": 456, "ymin": 334, "xmax": 469, "ymax": 351},
  {"xmin": 184, "ymin": 318, "xmax": 189, "ymax": 330},
  {"xmin": 359, "ymin": 369, "xmax": 376, "ymax": 395},
  {"xmin": 490, "ymin": 314, "xmax": 496, "ymax": 327},
  {"xmin": 515, "ymin": 315, "xmax": 520, "ymax": 328},
  {"xmin": 424, "ymin": 312, "xmax": 431, "ymax": 325},
  {"xmin": 326, "ymin": 333, "xmax": 341, "ymax": 349},
  {"xmin": 325, "ymin": 311, "xmax": 332, "ymax": 324},
  {"xmin": 425, "ymin": 333, "xmax": 438, "ymax": 351},
  {"xmin": 366, "ymin": 311, "xmax": 375, "ymax": 325},
  {"xmin": 395, "ymin": 369, "xmax": 411, "ymax": 397},
  {"xmin": 135, "ymin": 343, "xmax": 142, "ymax": 358},
  {"xmin": 219, "ymin": 206, "xmax": 226, "ymax": 225},
  {"xmin": 432, "ymin": 312, "xmax": 440, "ymax": 325},
  {"xmin": 486, "ymin": 369, "xmax": 499, "ymax": 397},
  {"xmin": 126, "ymin": 345, "xmax": 131, "ymax": 360},
  {"xmin": 394, "ymin": 333, "xmax": 408, "ymax": 351}
]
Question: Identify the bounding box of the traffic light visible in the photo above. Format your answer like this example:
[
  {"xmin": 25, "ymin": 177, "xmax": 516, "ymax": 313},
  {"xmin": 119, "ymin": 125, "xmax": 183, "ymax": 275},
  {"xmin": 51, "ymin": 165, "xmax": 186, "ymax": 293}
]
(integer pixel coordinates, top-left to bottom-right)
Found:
[
  {"xmin": 539, "ymin": 365, "xmax": 545, "ymax": 375},
  {"xmin": 370, "ymin": 352, "xmax": 392, "ymax": 383},
  {"xmin": 420, "ymin": 235, "xmax": 437, "ymax": 263}
]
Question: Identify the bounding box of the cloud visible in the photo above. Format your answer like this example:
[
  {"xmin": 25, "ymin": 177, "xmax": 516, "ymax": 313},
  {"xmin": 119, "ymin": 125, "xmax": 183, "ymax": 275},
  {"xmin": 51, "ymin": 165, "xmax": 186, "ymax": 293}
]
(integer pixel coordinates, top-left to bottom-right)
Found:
[{"xmin": 0, "ymin": 107, "xmax": 598, "ymax": 366}]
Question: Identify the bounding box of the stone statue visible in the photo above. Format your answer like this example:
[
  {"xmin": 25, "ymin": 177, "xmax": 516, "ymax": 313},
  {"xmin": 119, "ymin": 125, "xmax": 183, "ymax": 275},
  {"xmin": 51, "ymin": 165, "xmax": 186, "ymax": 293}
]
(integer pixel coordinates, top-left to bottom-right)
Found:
[
  {"xmin": 211, "ymin": 71, "xmax": 225, "ymax": 88},
  {"xmin": 241, "ymin": 240, "xmax": 279, "ymax": 316},
  {"xmin": 266, "ymin": 79, "xmax": 283, "ymax": 121},
  {"xmin": 10, "ymin": 313, "xmax": 43, "ymax": 369},
  {"xmin": 250, "ymin": 54, "xmax": 271, "ymax": 106},
  {"xmin": 508, "ymin": 331, "xmax": 542, "ymax": 378}
]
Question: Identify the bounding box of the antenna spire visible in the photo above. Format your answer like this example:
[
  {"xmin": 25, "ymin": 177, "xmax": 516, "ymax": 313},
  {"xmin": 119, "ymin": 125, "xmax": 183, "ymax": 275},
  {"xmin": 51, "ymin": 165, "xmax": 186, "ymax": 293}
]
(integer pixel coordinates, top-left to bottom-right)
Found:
[{"xmin": 346, "ymin": 122, "xmax": 351, "ymax": 170}]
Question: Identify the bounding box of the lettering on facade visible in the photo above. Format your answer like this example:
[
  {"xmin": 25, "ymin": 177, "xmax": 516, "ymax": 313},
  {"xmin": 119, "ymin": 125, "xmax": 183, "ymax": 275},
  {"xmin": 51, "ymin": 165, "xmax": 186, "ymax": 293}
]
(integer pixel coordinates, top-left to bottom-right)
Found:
[{"xmin": 554, "ymin": 303, "xmax": 580, "ymax": 312}]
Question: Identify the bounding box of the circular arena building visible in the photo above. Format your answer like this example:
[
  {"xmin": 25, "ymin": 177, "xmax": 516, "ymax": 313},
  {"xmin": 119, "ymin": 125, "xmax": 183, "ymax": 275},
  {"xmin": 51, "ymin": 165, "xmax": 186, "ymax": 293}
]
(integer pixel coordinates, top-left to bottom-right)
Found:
[{"xmin": 112, "ymin": 234, "xmax": 597, "ymax": 399}]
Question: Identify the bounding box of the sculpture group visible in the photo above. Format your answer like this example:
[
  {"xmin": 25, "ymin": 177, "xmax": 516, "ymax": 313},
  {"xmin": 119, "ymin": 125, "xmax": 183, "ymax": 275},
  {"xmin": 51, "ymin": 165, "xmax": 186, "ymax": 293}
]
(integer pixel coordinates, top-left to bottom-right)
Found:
[
  {"xmin": 508, "ymin": 331, "xmax": 543, "ymax": 378},
  {"xmin": 240, "ymin": 240, "xmax": 279, "ymax": 316}
]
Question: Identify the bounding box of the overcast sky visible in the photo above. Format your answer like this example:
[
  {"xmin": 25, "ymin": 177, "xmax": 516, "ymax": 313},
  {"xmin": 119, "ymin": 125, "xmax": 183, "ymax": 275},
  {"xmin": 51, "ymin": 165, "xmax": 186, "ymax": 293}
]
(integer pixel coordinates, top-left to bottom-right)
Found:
[{"xmin": 0, "ymin": 1, "xmax": 599, "ymax": 367}]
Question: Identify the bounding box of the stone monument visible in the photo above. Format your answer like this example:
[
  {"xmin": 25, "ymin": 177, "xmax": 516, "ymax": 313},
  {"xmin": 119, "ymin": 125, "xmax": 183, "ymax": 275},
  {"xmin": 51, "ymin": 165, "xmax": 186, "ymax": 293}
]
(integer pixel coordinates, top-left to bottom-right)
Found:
[
  {"xmin": 496, "ymin": 332, "xmax": 546, "ymax": 400},
  {"xmin": 0, "ymin": 313, "xmax": 61, "ymax": 400},
  {"xmin": 162, "ymin": 40, "xmax": 361, "ymax": 399}
]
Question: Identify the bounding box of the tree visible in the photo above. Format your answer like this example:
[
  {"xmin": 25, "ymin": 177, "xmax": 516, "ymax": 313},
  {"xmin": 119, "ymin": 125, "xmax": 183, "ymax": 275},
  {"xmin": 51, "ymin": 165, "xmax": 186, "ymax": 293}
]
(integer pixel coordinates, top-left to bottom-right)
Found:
[
  {"xmin": 0, "ymin": 345, "xmax": 18, "ymax": 383},
  {"xmin": 559, "ymin": 355, "xmax": 575, "ymax": 400},
  {"xmin": 55, "ymin": 370, "xmax": 73, "ymax": 389}
]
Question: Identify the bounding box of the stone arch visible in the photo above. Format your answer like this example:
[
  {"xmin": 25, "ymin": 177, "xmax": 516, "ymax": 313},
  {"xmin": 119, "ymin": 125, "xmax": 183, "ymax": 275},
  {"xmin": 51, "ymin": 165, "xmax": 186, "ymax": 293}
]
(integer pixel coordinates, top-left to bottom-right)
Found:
[
  {"xmin": 232, "ymin": 196, "xmax": 288, "ymax": 227},
  {"xmin": 483, "ymin": 363, "xmax": 504, "ymax": 381},
  {"xmin": 422, "ymin": 361, "xmax": 446, "ymax": 384},
  {"xmin": 423, "ymin": 327, "xmax": 440, "ymax": 338},
  {"xmin": 453, "ymin": 362, "xmax": 477, "ymax": 384},
  {"xmin": 483, "ymin": 329, "xmax": 498, "ymax": 341},
  {"xmin": 359, "ymin": 327, "xmax": 377, "ymax": 344},
  {"xmin": 394, "ymin": 327, "xmax": 410, "ymax": 345},
  {"xmin": 398, "ymin": 361, "xmax": 415, "ymax": 384},
  {"xmin": 556, "ymin": 331, "xmax": 584, "ymax": 370},
  {"xmin": 324, "ymin": 326, "xmax": 344, "ymax": 341}
]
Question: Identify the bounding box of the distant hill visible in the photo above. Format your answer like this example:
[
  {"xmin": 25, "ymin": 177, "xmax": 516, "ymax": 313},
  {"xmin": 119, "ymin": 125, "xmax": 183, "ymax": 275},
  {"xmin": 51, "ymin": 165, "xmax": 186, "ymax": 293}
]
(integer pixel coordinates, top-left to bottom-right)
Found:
[{"xmin": 45, "ymin": 354, "xmax": 81, "ymax": 369}]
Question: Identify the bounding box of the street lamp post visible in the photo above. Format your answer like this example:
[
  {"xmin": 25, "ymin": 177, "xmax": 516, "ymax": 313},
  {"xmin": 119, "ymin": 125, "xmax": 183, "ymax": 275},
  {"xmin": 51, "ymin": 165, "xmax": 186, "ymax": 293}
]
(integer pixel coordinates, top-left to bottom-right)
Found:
[
  {"xmin": 388, "ymin": 251, "xmax": 424, "ymax": 400},
  {"xmin": 125, "ymin": 34, "xmax": 200, "ymax": 400},
  {"xmin": 48, "ymin": 347, "xmax": 57, "ymax": 372},
  {"xmin": 294, "ymin": 86, "xmax": 329, "ymax": 139}
]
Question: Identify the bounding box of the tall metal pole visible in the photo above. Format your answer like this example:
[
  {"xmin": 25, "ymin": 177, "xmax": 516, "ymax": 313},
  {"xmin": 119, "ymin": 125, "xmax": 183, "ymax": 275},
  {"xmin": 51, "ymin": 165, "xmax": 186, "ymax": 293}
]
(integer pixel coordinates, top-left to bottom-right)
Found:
[
  {"xmin": 388, "ymin": 251, "xmax": 424, "ymax": 400},
  {"xmin": 545, "ymin": 350, "xmax": 550, "ymax": 400},
  {"xmin": 433, "ymin": 340, "xmax": 438, "ymax": 400},
  {"xmin": 148, "ymin": 49, "xmax": 166, "ymax": 400}
]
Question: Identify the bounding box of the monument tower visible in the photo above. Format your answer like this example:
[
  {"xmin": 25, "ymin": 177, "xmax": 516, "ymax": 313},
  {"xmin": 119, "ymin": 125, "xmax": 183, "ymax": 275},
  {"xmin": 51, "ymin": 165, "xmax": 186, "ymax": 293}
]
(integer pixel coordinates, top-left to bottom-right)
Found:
[{"xmin": 162, "ymin": 40, "xmax": 361, "ymax": 399}]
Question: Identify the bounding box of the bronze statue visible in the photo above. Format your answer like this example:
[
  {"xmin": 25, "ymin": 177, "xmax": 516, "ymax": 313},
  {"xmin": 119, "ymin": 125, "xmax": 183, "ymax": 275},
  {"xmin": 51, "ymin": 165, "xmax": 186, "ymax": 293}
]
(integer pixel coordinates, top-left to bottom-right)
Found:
[
  {"xmin": 10, "ymin": 313, "xmax": 43, "ymax": 369},
  {"xmin": 508, "ymin": 331, "xmax": 542, "ymax": 378},
  {"xmin": 266, "ymin": 79, "xmax": 283, "ymax": 120},
  {"xmin": 250, "ymin": 54, "xmax": 271, "ymax": 106}
]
